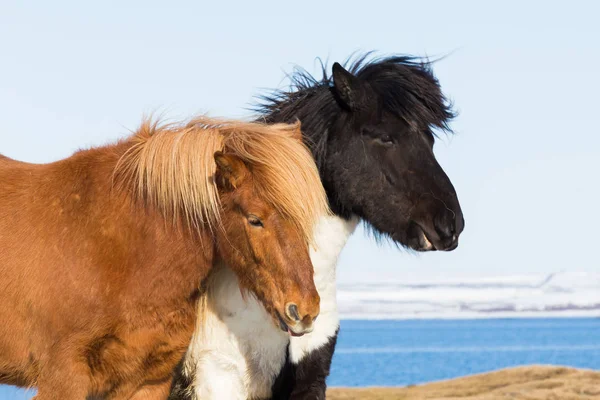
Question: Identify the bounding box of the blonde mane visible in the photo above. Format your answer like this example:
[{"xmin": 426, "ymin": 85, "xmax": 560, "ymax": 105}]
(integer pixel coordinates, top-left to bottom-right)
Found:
[{"xmin": 116, "ymin": 116, "xmax": 329, "ymax": 243}]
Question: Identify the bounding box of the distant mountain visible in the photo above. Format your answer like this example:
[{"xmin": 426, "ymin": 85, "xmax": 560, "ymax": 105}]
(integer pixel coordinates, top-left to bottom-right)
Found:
[{"xmin": 337, "ymin": 271, "xmax": 600, "ymax": 319}]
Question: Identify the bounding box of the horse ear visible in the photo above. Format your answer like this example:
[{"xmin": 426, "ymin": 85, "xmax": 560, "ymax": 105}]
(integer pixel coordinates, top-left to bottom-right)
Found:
[
  {"xmin": 214, "ymin": 152, "xmax": 248, "ymax": 189},
  {"xmin": 332, "ymin": 62, "xmax": 358, "ymax": 110}
]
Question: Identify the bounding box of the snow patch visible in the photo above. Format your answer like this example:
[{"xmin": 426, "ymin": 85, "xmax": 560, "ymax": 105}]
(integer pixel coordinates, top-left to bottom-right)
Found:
[{"xmin": 337, "ymin": 271, "xmax": 600, "ymax": 319}]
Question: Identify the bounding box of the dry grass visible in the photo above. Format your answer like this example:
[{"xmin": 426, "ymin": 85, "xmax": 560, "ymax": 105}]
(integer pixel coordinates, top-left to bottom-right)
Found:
[{"xmin": 327, "ymin": 365, "xmax": 600, "ymax": 399}]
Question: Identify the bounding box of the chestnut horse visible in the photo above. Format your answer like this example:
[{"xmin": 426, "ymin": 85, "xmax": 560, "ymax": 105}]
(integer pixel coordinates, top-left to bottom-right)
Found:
[{"xmin": 0, "ymin": 117, "xmax": 328, "ymax": 399}]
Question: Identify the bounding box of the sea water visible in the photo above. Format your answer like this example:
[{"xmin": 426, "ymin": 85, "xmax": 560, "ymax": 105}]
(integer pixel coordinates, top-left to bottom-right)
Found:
[{"xmin": 330, "ymin": 318, "xmax": 600, "ymax": 386}]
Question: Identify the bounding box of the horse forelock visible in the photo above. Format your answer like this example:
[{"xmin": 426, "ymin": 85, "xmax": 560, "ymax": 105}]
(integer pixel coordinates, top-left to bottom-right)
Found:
[{"xmin": 115, "ymin": 116, "xmax": 329, "ymax": 243}]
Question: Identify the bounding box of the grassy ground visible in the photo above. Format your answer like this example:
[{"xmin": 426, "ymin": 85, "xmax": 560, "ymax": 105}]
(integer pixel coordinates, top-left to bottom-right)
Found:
[{"xmin": 327, "ymin": 365, "xmax": 600, "ymax": 399}]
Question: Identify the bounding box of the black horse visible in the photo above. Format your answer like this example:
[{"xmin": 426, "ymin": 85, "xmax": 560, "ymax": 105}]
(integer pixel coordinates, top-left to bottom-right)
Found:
[{"xmin": 170, "ymin": 54, "xmax": 464, "ymax": 399}]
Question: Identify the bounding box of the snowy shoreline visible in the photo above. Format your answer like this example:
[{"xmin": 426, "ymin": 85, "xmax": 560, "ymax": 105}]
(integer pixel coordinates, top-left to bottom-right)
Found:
[{"xmin": 337, "ymin": 271, "xmax": 600, "ymax": 320}]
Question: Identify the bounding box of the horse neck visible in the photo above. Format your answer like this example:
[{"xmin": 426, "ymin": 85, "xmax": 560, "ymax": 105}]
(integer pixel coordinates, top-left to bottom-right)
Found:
[
  {"xmin": 66, "ymin": 142, "xmax": 214, "ymax": 302},
  {"xmin": 311, "ymin": 215, "xmax": 359, "ymax": 284}
]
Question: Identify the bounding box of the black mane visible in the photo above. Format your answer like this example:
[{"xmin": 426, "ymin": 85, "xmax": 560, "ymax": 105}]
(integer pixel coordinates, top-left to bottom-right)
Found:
[{"xmin": 255, "ymin": 54, "xmax": 456, "ymax": 168}]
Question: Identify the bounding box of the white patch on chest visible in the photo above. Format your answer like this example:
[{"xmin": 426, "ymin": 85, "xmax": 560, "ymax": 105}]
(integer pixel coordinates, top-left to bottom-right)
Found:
[
  {"xmin": 186, "ymin": 216, "xmax": 358, "ymax": 399},
  {"xmin": 288, "ymin": 216, "xmax": 358, "ymax": 363}
]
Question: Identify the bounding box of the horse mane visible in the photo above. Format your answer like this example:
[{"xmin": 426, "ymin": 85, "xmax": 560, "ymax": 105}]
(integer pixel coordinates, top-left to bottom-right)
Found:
[
  {"xmin": 254, "ymin": 53, "xmax": 456, "ymax": 168},
  {"xmin": 115, "ymin": 116, "xmax": 329, "ymax": 243}
]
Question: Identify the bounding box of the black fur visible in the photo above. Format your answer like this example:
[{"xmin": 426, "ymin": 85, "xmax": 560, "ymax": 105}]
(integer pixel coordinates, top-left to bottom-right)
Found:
[
  {"xmin": 271, "ymin": 332, "xmax": 338, "ymax": 400},
  {"xmin": 168, "ymin": 53, "xmax": 464, "ymax": 399},
  {"xmin": 257, "ymin": 53, "xmax": 463, "ymax": 251},
  {"xmin": 168, "ymin": 358, "xmax": 194, "ymax": 400},
  {"xmin": 260, "ymin": 54, "xmax": 464, "ymax": 399}
]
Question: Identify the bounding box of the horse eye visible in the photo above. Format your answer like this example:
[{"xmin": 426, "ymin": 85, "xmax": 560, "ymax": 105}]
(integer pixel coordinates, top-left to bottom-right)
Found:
[
  {"xmin": 374, "ymin": 134, "xmax": 393, "ymax": 145},
  {"xmin": 362, "ymin": 128, "xmax": 393, "ymax": 145},
  {"xmin": 247, "ymin": 215, "xmax": 264, "ymax": 228}
]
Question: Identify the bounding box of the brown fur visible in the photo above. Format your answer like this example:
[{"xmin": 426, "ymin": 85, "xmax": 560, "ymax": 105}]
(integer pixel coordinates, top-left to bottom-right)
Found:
[{"xmin": 0, "ymin": 117, "xmax": 328, "ymax": 399}]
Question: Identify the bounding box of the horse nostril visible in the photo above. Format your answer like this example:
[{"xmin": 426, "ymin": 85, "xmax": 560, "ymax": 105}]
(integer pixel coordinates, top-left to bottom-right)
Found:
[
  {"xmin": 286, "ymin": 303, "xmax": 300, "ymax": 322},
  {"xmin": 434, "ymin": 210, "xmax": 455, "ymax": 240},
  {"xmin": 449, "ymin": 220, "xmax": 456, "ymax": 235}
]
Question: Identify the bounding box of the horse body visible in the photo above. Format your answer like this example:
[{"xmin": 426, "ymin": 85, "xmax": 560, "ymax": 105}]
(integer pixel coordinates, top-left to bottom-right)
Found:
[
  {"xmin": 0, "ymin": 145, "xmax": 207, "ymax": 398},
  {"xmin": 171, "ymin": 55, "xmax": 465, "ymax": 400},
  {"xmin": 0, "ymin": 117, "xmax": 328, "ymax": 399}
]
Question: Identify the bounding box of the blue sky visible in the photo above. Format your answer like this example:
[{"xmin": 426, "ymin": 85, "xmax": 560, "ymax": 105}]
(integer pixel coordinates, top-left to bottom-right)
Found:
[
  {"xmin": 1, "ymin": 2, "xmax": 599, "ymax": 273},
  {"xmin": 0, "ymin": 1, "xmax": 598, "ymax": 396},
  {"xmin": 2, "ymin": 2, "xmax": 599, "ymax": 280}
]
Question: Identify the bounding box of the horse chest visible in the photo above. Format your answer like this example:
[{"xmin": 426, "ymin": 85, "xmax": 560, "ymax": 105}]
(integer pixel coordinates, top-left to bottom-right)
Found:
[
  {"xmin": 188, "ymin": 267, "xmax": 290, "ymax": 399},
  {"xmin": 186, "ymin": 216, "xmax": 358, "ymax": 399}
]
